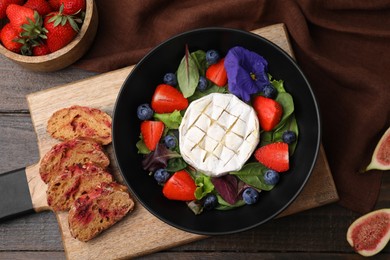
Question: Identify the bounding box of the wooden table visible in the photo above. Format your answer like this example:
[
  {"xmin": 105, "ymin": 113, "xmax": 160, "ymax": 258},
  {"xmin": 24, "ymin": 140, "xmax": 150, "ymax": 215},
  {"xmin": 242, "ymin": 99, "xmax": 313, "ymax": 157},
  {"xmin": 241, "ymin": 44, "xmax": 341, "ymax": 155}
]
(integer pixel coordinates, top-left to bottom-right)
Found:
[{"xmin": 0, "ymin": 54, "xmax": 389, "ymax": 259}]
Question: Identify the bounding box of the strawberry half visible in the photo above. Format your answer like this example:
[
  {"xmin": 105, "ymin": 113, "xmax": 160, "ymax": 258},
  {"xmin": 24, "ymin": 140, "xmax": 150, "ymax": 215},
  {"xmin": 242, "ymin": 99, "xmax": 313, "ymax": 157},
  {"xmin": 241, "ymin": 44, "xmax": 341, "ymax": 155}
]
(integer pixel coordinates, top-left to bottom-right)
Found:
[
  {"xmin": 254, "ymin": 142, "xmax": 289, "ymax": 172},
  {"xmin": 162, "ymin": 170, "xmax": 196, "ymax": 201},
  {"xmin": 252, "ymin": 95, "xmax": 283, "ymax": 131},
  {"xmin": 206, "ymin": 58, "xmax": 227, "ymax": 87},
  {"xmin": 140, "ymin": 120, "xmax": 165, "ymax": 151},
  {"xmin": 151, "ymin": 84, "xmax": 188, "ymax": 113}
]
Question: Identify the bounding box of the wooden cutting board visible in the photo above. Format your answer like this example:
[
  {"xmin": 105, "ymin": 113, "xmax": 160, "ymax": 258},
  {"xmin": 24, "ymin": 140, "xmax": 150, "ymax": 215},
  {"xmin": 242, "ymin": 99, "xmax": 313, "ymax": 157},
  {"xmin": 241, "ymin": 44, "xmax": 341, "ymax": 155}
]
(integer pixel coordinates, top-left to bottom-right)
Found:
[{"xmin": 25, "ymin": 23, "xmax": 339, "ymax": 260}]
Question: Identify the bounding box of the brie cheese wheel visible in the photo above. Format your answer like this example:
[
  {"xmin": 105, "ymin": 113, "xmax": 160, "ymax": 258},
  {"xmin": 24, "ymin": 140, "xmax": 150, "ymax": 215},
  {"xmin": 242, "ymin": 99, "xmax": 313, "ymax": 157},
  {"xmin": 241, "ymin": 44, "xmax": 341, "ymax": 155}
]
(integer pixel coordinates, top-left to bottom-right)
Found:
[{"xmin": 179, "ymin": 93, "xmax": 260, "ymax": 177}]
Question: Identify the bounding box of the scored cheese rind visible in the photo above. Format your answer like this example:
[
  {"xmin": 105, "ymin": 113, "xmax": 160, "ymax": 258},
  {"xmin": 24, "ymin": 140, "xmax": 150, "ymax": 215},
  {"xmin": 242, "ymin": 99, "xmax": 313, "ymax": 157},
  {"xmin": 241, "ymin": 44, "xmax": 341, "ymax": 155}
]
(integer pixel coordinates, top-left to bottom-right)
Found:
[{"xmin": 179, "ymin": 93, "xmax": 260, "ymax": 177}]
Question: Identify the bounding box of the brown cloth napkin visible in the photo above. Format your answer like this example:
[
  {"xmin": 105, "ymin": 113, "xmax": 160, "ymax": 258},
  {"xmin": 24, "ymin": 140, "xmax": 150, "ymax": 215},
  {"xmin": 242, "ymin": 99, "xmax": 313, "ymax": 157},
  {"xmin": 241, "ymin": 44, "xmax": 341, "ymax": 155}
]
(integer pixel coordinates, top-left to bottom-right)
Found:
[{"xmin": 75, "ymin": 0, "xmax": 390, "ymax": 214}]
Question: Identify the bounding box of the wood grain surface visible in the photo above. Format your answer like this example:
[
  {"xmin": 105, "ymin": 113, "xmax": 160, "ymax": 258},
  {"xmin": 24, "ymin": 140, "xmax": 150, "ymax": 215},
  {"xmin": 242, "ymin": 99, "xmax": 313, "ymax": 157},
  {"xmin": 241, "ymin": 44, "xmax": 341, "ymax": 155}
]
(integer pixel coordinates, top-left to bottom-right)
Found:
[
  {"xmin": 0, "ymin": 51, "xmax": 389, "ymax": 260},
  {"xmin": 20, "ymin": 24, "xmax": 339, "ymax": 259}
]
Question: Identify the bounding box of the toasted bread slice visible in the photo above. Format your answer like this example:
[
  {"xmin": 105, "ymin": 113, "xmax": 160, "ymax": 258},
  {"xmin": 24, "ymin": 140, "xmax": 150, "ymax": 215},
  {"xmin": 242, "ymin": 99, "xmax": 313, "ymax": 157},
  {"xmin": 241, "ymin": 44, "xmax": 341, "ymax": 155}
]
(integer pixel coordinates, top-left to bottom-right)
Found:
[
  {"xmin": 47, "ymin": 105, "xmax": 112, "ymax": 145},
  {"xmin": 68, "ymin": 182, "xmax": 135, "ymax": 242},
  {"xmin": 39, "ymin": 138, "xmax": 110, "ymax": 184},
  {"xmin": 47, "ymin": 163, "xmax": 113, "ymax": 211}
]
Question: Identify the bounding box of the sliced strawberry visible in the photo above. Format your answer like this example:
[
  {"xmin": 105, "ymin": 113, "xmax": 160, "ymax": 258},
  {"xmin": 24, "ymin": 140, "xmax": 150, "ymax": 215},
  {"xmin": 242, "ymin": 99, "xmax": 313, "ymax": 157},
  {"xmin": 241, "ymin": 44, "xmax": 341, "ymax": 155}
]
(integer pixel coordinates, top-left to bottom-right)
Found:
[
  {"xmin": 151, "ymin": 84, "xmax": 188, "ymax": 113},
  {"xmin": 206, "ymin": 58, "xmax": 227, "ymax": 87},
  {"xmin": 162, "ymin": 170, "xmax": 196, "ymax": 201},
  {"xmin": 252, "ymin": 95, "xmax": 283, "ymax": 131},
  {"xmin": 254, "ymin": 142, "xmax": 289, "ymax": 172},
  {"xmin": 140, "ymin": 120, "xmax": 164, "ymax": 151}
]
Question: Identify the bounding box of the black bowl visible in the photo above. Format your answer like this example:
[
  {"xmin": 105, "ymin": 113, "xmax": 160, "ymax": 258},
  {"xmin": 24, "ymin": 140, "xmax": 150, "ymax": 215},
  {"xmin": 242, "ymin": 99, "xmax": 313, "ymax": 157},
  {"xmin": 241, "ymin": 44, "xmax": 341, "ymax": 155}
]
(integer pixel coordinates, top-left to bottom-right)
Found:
[{"xmin": 112, "ymin": 27, "xmax": 321, "ymax": 235}]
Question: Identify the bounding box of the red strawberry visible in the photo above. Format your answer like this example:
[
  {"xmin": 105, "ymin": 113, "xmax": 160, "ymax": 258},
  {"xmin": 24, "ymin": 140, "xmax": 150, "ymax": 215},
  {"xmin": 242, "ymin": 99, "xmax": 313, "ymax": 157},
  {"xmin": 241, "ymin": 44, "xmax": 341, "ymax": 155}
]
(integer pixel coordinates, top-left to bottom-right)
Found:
[
  {"xmin": 252, "ymin": 95, "xmax": 283, "ymax": 131},
  {"xmin": 151, "ymin": 84, "xmax": 189, "ymax": 113},
  {"xmin": 254, "ymin": 142, "xmax": 289, "ymax": 172},
  {"xmin": 44, "ymin": 10, "xmax": 79, "ymax": 52},
  {"xmin": 6, "ymin": 4, "xmax": 36, "ymax": 33},
  {"xmin": 206, "ymin": 58, "xmax": 227, "ymax": 87},
  {"xmin": 0, "ymin": 23, "xmax": 22, "ymax": 53},
  {"xmin": 32, "ymin": 42, "xmax": 50, "ymax": 55},
  {"xmin": 24, "ymin": 0, "xmax": 53, "ymax": 16},
  {"xmin": 60, "ymin": 0, "xmax": 85, "ymax": 15},
  {"xmin": 162, "ymin": 170, "xmax": 196, "ymax": 201},
  {"xmin": 48, "ymin": 0, "xmax": 61, "ymax": 10},
  {"xmin": 0, "ymin": 0, "xmax": 24, "ymax": 19},
  {"xmin": 140, "ymin": 120, "xmax": 165, "ymax": 151}
]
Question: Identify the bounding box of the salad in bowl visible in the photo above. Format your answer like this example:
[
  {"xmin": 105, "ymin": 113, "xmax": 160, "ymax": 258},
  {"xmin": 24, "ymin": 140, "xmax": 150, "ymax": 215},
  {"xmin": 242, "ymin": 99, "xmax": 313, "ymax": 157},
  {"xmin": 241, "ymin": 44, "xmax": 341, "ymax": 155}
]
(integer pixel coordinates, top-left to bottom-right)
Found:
[{"xmin": 112, "ymin": 28, "xmax": 320, "ymax": 235}]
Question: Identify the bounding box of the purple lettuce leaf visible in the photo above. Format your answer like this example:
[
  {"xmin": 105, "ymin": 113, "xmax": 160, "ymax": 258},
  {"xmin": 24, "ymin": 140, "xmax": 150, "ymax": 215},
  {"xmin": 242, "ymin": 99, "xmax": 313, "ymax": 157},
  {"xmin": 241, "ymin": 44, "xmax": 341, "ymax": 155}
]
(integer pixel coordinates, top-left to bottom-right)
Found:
[
  {"xmin": 211, "ymin": 174, "xmax": 240, "ymax": 205},
  {"xmin": 142, "ymin": 143, "xmax": 181, "ymax": 172}
]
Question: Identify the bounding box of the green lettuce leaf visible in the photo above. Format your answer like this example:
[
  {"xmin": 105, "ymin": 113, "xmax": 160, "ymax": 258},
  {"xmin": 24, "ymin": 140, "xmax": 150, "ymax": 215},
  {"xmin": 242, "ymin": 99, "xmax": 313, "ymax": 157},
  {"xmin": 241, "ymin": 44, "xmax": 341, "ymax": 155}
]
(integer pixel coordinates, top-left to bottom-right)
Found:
[
  {"xmin": 153, "ymin": 110, "xmax": 182, "ymax": 129},
  {"xmin": 177, "ymin": 46, "xmax": 199, "ymax": 98},
  {"xmin": 194, "ymin": 174, "xmax": 215, "ymax": 200}
]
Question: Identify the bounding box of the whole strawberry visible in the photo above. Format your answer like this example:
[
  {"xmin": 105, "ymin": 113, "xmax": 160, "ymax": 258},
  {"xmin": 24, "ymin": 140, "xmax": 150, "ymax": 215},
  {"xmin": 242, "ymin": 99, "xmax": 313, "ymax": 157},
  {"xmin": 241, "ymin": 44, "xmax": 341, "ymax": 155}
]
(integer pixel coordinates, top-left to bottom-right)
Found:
[
  {"xmin": 24, "ymin": 0, "xmax": 53, "ymax": 16},
  {"xmin": 0, "ymin": 0, "xmax": 24, "ymax": 19},
  {"xmin": 60, "ymin": 0, "xmax": 85, "ymax": 15},
  {"xmin": 48, "ymin": 0, "xmax": 61, "ymax": 10},
  {"xmin": 0, "ymin": 23, "xmax": 22, "ymax": 53},
  {"xmin": 6, "ymin": 4, "xmax": 36, "ymax": 33},
  {"xmin": 44, "ymin": 7, "xmax": 81, "ymax": 52},
  {"xmin": 5, "ymin": 4, "xmax": 48, "ymax": 55},
  {"xmin": 32, "ymin": 43, "xmax": 51, "ymax": 56}
]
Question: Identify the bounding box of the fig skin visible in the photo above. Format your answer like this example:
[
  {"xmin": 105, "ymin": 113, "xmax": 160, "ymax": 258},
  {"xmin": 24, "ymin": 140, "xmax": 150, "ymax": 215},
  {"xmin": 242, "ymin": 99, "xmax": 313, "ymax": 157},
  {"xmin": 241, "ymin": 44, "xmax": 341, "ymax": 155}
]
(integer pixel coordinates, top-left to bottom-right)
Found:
[
  {"xmin": 365, "ymin": 127, "xmax": 390, "ymax": 171},
  {"xmin": 346, "ymin": 208, "xmax": 390, "ymax": 257}
]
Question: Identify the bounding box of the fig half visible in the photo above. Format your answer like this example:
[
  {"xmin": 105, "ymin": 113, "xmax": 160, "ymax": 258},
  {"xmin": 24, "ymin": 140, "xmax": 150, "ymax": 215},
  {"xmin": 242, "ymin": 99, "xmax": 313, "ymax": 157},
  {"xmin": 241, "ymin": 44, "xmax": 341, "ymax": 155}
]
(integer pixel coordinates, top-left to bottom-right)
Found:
[
  {"xmin": 346, "ymin": 208, "xmax": 390, "ymax": 257},
  {"xmin": 366, "ymin": 127, "xmax": 390, "ymax": 171}
]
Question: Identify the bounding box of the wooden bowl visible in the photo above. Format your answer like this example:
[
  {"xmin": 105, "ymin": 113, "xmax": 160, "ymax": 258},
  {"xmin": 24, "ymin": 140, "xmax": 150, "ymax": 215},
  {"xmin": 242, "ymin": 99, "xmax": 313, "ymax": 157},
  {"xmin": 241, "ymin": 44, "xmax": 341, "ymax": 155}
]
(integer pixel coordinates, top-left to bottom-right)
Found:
[{"xmin": 0, "ymin": 0, "xmax": 98, "ymax": 72}]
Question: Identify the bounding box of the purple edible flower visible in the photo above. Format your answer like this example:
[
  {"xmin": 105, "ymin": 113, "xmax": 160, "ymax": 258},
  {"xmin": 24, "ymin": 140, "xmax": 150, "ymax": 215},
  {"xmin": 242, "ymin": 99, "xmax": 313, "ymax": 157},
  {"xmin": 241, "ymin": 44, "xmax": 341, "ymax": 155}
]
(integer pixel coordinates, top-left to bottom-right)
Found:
[{"xmin": 224, "ymin": 46, "xmax": 270, "ymax": 102}]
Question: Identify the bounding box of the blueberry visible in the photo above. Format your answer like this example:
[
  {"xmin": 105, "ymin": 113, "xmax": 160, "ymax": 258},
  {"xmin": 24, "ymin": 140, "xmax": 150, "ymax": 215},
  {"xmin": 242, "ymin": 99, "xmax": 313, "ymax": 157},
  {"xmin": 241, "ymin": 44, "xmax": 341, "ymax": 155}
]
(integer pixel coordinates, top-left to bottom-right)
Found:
[
  {"xmin": 203, "ymin": 194, "xmax": 218, "ymax": 210},
  {"xmin": 264, "ymin": 169, "xmax": 280, "ymax": 185},
  {"xmin": 163, "ymin": 73, "xmax": 177, "ymax": 86},
  {"xmin": 137, "ymin": 103, "xmax": 153, "ymax": 120},
  {"xmin": 164, "ymin": 134, "xmax": 177, "ymax": 149},
  {"xmin": 263, "ymin": 84, "xmax": 277, "ymax": 99},
  {"xmin": 197, "ymin": 76, "xmax": 208, "ymax": 91},
  {"xmin": 282, "ymin": 130, "xmax": 297, "ymax": 144},
  {"xmin": 206, "ymin": 49, "xmax": 220, "ymax": 65},
  {"xmin": 242, "ymin": 187, "xmax": 259, "ymax": 205},
  {"xmin": 154, "ymin": 169, "xmax": 170, "ymax": 184}
]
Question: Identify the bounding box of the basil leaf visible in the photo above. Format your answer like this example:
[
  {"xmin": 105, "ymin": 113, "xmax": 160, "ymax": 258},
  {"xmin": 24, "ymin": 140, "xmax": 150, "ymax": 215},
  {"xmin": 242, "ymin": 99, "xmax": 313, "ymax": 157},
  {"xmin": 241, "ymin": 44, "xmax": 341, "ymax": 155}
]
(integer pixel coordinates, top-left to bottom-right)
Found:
[
  {"xmin": 154, "ymin": 110, "xmax": 182, "ymax": 129},
  {"xmin": 177, "ymin": 46, "xmax": 200, "ymax": 98},
  {"xmin": 275, "ymin": 92, "xmax": 294, "ymax": 128},
  {"xmin": 273, "ymin": 115, "xmax": 299, "ymax": 155},
  {"xmin": 230, "ymin": 163, "xmax": 275, "ymax": 191},
  {"xmin": 191, "ymin": 50, "xmax": 207, "ymax": 76},
  {"xmin": 166, "ymin": 157, "xmax": 187, "ymax": 172}
]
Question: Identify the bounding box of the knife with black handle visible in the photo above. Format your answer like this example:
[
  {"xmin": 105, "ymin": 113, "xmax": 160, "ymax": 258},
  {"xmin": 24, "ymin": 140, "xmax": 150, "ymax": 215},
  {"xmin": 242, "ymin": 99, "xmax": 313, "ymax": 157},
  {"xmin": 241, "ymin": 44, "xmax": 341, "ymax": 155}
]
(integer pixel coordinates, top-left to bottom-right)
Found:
[{"xmin": 0, "ymin": 165, "xmax": 49, "ymax": 221}]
